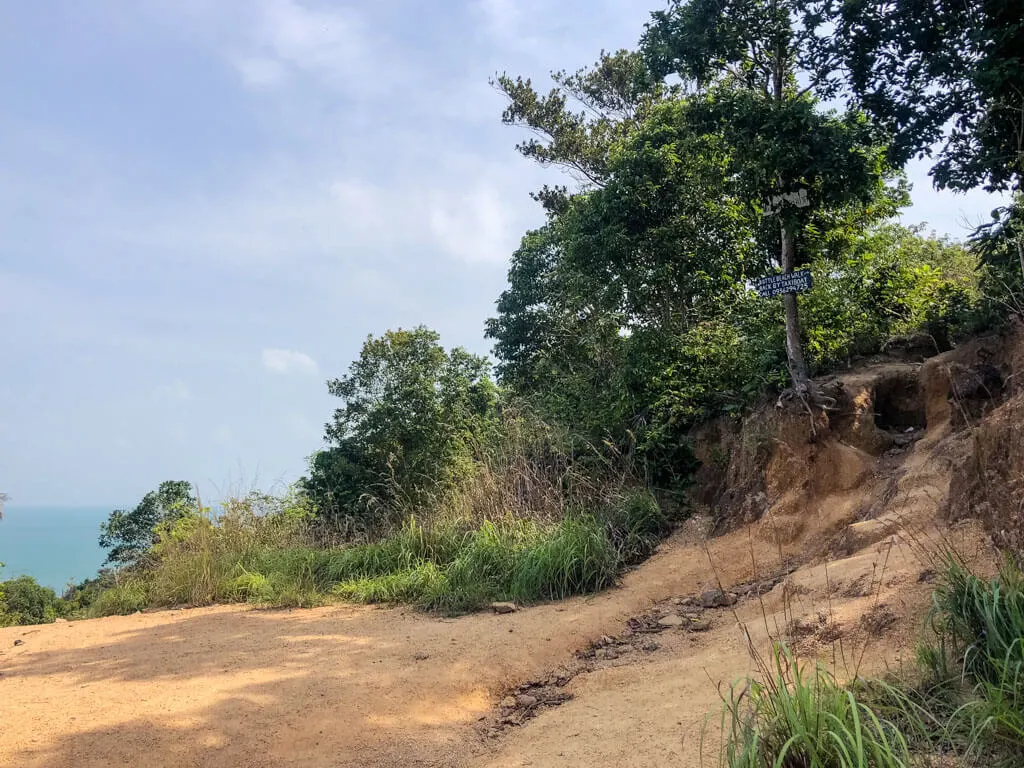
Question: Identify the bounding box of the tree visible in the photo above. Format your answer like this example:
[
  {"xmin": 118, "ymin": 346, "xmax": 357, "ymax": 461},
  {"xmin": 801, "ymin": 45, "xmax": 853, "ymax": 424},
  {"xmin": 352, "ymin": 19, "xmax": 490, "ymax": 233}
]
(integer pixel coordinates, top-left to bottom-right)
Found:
[
  {"xmin": 493, "ymin": 49, "xmax": 662, "ymax": 214},
  {"xmin": 641, "ymin": 0, "xmax": 894, "ymax": 391},
  {"xmin": 98, "ymin": 481, "xmax": 197, "ymax": 567},
  {"xmin": 303, "ymin": 327, "xmax": 498, "ymax": 526},
  {"xmin": 830, "ymin": 0, "xmax": 1024, "ymax": 194},
  {"xmin": 0, "ymin": 492, "xmax": 7, "ymax": 520}
]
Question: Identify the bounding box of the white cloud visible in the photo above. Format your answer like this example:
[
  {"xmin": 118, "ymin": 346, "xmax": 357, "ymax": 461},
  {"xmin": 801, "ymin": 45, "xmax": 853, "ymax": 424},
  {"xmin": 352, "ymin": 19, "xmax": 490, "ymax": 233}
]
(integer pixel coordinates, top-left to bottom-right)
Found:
[
  {"xmin": 229, "ymin": 0, "xmax": 380, "ymax": 94},
  {"xmin": 261, "ymin": 347, "xmax": 319, "ymax": 375},
  {"xmin": 428, "ymin": 183, "xmax": 513, "ymax": 264}
]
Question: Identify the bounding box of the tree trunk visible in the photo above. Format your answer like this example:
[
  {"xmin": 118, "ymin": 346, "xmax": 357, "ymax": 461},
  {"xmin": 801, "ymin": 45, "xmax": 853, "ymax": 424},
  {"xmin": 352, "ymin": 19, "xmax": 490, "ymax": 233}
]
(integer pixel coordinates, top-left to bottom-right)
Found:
[{"xmin": 780, "ymin": 223, "xmax": 809, "ymax": 390}]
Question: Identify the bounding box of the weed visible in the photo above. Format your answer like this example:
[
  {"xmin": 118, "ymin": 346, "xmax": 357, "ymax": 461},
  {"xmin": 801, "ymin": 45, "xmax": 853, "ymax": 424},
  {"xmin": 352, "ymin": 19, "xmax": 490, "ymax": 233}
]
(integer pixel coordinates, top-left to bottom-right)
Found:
[{"xmin": 713, "ymin": 644, "xmax": 915, "ymax": 768}]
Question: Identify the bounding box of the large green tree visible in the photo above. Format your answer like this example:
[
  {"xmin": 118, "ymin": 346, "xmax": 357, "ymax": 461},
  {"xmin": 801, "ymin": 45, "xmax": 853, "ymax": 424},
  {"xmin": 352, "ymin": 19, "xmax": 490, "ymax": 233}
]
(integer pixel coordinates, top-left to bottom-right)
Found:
[
  {"xmin": 641, "ymin": 0, "xmax": 894, "ymax": 390},
  {"xmin": 828, "ymin": 0, "xmax": 1024, "ymax": 293},
  {"xmin": 830, "ymin": 0, "xmax": 1024, "ymax": 194},
  {"xmin": 303, "ymin": 327, "xmax": 498, "ymax": 526},
  {"xmin": 99, "ymin": 481, "xmax": 197, "ymax": 568}
]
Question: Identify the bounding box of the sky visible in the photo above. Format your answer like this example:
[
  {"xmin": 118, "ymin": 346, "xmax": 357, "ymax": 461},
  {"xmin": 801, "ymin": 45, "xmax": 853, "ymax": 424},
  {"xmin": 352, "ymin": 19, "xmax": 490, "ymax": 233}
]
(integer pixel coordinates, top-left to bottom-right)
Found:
[{"xmin": 0, "ymin": 0, "xmax": 1006, "ymax": 506}]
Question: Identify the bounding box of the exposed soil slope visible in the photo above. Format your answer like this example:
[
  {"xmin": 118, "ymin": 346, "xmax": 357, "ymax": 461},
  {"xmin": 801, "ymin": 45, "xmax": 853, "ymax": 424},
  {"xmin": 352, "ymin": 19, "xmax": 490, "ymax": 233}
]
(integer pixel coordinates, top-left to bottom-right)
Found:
[{"xmin": 2, "ymin": 327, "xmax": 1017, "ymax": 768}]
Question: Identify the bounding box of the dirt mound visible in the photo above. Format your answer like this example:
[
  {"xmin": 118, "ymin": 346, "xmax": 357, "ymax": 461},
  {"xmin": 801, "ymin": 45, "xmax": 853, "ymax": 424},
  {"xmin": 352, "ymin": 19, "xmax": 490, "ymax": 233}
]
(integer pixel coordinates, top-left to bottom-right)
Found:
[{"xmin": 690, "ymin": 324, "xmax": 1024, "ymax": 563}]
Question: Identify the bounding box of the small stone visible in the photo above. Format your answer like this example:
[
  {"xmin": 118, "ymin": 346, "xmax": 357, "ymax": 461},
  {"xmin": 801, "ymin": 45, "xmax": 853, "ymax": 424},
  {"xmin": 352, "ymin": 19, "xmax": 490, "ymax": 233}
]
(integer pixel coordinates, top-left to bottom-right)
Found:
[
  {"xmin": 658, "ymin": 614, "xmax": 685, "ymax": 628},
  {"xmin": 413, "ymin": 653, "xmax": 429, "ymax": 661},
  {"xmin": 700, "ymin": 589, "xmax": 735, "ymax": 608},
  {"xmin": 516, "ymin": 694, "xmax": 538, "ymax": 708},
  {"xmin": 501, "ymin": 696, "xmax": 517, "ymax": 709},
  {"xmin": 490, "ymin": 602, "xmax": 518, "ymax": 614},
  {"xmin": 13, "ymin": 639, "xmax": 24, "ymax": 646},
  {"xmin": 688, "ymin": 619, "xmax": 712, "ymax": 632},
  {"xmin": 642, "ymin": 641, "xmax": 660, "ymax": 652},
  {"xmin": 599, "ymin": 635, "xmax": 615, "ymax": 646},
  {"xmin": 54, "ymin": 618, "xmax": 68, "ymax": 624}
]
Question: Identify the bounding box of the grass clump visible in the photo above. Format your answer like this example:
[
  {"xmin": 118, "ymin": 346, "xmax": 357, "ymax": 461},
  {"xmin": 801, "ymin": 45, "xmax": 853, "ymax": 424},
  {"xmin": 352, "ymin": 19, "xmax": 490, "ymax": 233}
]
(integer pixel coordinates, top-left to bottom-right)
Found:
[
  {"xmin": 714, "ymin": 645, "xmax": 915, "ymax": 768},
  {"xmin": 917, "ymin": 555, "xmax": 1024, "ymax": 763},
  {"xmin": 330, "ymin": 513, "xmax": 621, "ymax": 613},
  {"xmin": 87, "ymin": 578, "xmax": 150, "ymax": 617}
]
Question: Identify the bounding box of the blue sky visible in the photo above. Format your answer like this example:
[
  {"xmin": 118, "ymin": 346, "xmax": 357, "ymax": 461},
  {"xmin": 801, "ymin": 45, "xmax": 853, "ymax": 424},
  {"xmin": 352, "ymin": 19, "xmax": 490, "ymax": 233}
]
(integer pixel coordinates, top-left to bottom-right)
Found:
[{"xmin": 0, "ymin": 0, "xmax": 1005, "ymax": 506}]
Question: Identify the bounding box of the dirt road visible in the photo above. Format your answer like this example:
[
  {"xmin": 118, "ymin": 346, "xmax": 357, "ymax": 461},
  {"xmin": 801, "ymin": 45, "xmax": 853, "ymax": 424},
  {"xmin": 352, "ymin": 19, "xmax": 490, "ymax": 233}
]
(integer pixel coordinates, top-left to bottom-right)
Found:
[{"xmin": 1, "ymin": 511, "xmax": 973, "ymax": 768}]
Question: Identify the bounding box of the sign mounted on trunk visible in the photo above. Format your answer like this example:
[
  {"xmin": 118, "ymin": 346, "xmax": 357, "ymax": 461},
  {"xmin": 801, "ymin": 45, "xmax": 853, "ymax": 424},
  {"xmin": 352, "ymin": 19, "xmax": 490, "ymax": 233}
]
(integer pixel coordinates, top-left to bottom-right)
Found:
[{"xmin": 754, "ymin": 269, "xmax": 813, "ymax": 298}]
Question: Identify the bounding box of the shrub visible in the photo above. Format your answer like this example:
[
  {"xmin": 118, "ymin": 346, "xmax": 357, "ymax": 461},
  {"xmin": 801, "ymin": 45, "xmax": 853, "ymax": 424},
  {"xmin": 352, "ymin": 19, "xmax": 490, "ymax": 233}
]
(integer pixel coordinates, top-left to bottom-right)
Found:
[
  {"xmin": 328, "ymin": 514, "xmax": 623, "ymax": 613},
  {"xmin": 88, "ymin": 578, "xmax": 149, "ymax": 617},
  {"xmin": 924, "ymin": 556, "xmax": 1024, "ymax": 759},
  {"xmin": 598, "ymin": 489, "xmax": 671, "ymax": 564},
  {"xmin": 0, "ymin": 575, "xmax": 64, "ymax": 625}
]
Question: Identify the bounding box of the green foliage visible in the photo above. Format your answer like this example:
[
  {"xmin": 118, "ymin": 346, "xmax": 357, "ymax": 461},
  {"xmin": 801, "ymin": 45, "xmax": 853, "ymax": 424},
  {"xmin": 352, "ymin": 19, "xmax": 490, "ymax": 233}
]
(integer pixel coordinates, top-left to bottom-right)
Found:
[
  {"xmin": 831, "ymin": 0, "xmax": 1024, "ymax": 193},
  {"xmin": 331, "ymin": 513, "xmax": 621, "ymax": 613},
  {"xmin": 492, "ymin": 49, "xmax": 661, "ymax": 211},
  {"xmin": 87, "ymin": 578, "xmax": 149, "ymax": 617},
  {"xmin": 99, "ymin": 481, "xmax": 198, "ymax": 568},
  {"xmin": 598, "ymin": 489, "xmax": 670, "ymax": 564},
  {"xmin": 90, "ymin": 481, "xmax": 667, "ymax": 618},
  {"xmin": 302, "ymin": 327, "xmax": 499, "ymax": 531},
  {"xmin": 0, "ymin": 575, "xmax": 66, "ymax": 626},
  {"xmin": 487, "ymin": 7, "xmax": 984, "ymax": 489},
  {"xmin": 801, "ymin": 225, "xmax": 982, "ymax": 367},
  {"xmin": 714, "ymin": 645, "xmax": 914, "ymax": 768}
]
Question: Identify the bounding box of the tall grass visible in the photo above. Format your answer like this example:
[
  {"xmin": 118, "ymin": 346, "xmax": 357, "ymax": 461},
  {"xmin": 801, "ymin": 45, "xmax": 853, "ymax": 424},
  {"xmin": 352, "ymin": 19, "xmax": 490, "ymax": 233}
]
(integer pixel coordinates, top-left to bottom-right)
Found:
[
  {"xmin": 712, "ymin": 645, "xmax": 916, "ymax": 768},
  {"xmin": 920, "ymin": 555, "xmax": 1024, "ymax": 761},
  {"xmin": 333, "ymin": 512, "xmax": 621, "ymax": 612},
  {"xmin": 712, "ymin": 554, "xmax": 1024, "ymax": 767},
  {"xmin": 87, "ymin": 487, "xmax": 663, "ymax": 616}
]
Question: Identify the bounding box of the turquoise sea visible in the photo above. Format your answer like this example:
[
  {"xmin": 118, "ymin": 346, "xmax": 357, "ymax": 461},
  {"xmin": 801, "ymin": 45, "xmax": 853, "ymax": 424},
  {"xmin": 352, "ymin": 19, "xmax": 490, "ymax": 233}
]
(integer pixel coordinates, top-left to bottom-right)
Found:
[{"xmin": 0, "ymin": 506, "xmax": 111, "ymax": 591}]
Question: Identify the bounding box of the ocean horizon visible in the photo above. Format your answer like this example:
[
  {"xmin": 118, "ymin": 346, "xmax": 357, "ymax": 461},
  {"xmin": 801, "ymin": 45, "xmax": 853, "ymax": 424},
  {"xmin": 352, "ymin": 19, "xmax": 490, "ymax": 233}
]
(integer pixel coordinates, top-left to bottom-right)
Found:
[{"xmin": 0, "ymin": 505, "xmax": 112, "ymax": 591}]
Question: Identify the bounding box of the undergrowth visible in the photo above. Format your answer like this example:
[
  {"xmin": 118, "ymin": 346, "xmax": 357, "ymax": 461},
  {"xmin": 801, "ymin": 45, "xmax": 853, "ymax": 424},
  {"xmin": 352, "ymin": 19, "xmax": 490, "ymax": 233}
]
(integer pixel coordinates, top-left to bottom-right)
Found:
[{"xmin": 85, "ymin": 488, "xmax": 667, "ymax": 616}]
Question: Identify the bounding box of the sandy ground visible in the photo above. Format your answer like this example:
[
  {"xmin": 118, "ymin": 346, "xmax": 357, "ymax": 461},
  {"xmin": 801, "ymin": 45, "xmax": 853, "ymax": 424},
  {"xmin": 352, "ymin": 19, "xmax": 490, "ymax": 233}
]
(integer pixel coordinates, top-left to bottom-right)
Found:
[{"xmin": 0, "ymin": 514, "xmax": 984, "ymax": 768}]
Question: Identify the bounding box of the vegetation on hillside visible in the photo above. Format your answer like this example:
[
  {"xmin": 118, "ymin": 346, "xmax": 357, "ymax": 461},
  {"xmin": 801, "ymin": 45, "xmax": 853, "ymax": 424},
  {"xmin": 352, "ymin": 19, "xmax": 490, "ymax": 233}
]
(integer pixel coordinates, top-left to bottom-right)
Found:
[{"xmin": 5, "ymin": 2, "xmax": 1024, "ymax": 763}]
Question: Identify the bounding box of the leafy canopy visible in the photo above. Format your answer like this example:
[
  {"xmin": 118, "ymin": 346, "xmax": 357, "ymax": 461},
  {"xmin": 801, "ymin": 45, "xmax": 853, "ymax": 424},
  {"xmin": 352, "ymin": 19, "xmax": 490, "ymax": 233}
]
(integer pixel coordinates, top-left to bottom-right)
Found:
[{"xmin": 830, "ymin": 0, "xmax": 1024, "ymax": 193}]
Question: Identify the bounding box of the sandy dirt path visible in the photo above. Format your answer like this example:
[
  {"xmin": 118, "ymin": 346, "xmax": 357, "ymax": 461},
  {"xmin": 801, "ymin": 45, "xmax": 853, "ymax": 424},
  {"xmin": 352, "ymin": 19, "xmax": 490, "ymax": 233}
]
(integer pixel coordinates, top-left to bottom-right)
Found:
[
  {"xmin": 1, "ymin": 518, "xmax": 977, "ymax": 768},
  {"xmin": 0, "ymin": 523, "xmax": 799, "ymax": 768}
]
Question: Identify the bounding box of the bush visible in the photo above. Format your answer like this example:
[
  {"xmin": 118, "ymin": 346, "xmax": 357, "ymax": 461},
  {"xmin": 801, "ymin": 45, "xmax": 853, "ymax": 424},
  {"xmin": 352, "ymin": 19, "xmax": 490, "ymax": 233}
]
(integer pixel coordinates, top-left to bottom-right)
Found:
[
  {"xmin": 599, "ymin": 489, "xmax": 671, "ymax": 564},
  {"xmin": 87, "ymin": 578, "xmax": 149, "ymax": 617},
  {"xmin": 328, "ymin": 513, "xmax": 628, "ymax": 613},
  {"xmin": 85, "ymin": 477, "xmax": 674, "ymax": 618},
  {"xmin": 0, "ymin": 575, "xmax": 65, "ymax": 625}
]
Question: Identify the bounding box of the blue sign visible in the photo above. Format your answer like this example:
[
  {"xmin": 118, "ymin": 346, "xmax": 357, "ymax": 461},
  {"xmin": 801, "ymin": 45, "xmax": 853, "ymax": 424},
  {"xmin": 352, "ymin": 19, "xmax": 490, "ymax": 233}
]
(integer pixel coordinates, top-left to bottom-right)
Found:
[{"xmin": 754, "ymin": 269, "xmax": 813, "ymax": 298}]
